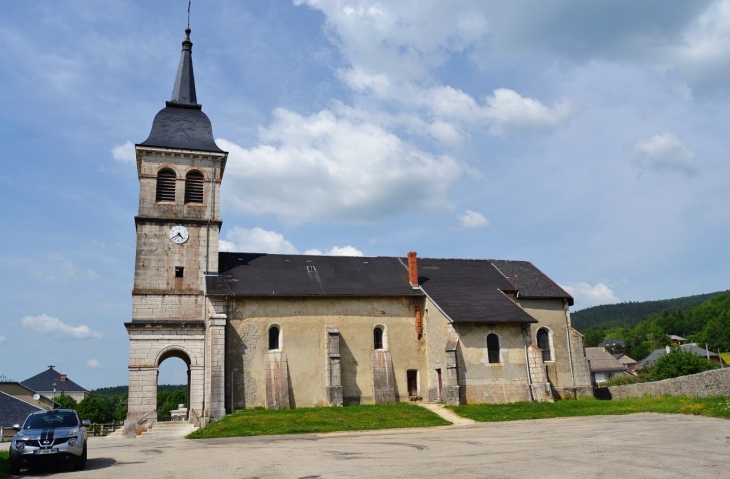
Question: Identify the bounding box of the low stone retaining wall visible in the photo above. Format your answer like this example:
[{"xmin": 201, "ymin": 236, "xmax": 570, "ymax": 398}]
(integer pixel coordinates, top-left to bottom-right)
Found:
[{"xmin": 595, "ymin": 368, "xmax": 730, "ymax": 400}]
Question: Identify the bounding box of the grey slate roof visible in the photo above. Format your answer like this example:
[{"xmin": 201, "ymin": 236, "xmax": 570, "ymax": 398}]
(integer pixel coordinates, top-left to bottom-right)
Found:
[
  {"xmin": 490, "ymin": 260, "xmax": 574, "ymax": 306},
  {"xmin": 208, "ymin": 253, "xmax": 571, "ymax": 324},
  {"xmin": 21, "ymin": 368, "xmax": 88, "ymax": 394},
  {"xmin": 585, "ymin": 347, "xmax": 628, "ymax": 373},
  {"xmin": 0, "ymin": 391, "xmax": 42, "ymax": 426},
  {"xmin": 139, "ymin": 29, "xmax": 224, "ymax": 153},
  {"xmin": 635, "ymin": 344, "xmax": 720, "ymax": 370},
  {"xmin": 207, "ymin": 253, "xmax": 423, "ymax": 297},
  {"xmin": 414, "ymin": 258, "xmax": 536, "ymax": 324},
  {"xmin": 598, "ymin": 339, "xmax": 625, "ymax": 348}
]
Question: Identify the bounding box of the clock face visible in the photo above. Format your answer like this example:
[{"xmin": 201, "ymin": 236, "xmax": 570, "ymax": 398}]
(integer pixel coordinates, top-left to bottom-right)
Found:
[{"xmin": 169, "ymin": 225, "xmax": 189, "ymax": 244}]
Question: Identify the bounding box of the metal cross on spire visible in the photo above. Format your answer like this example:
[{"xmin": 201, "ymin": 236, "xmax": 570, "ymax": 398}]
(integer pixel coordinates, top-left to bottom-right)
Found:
[{"xmin": 187, "ymin": 0, "xmax": 191, "ymax": 30}]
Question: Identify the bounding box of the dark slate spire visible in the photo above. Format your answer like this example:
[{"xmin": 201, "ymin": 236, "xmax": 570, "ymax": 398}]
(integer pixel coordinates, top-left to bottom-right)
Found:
[
  {"xmin": 170, "ymin": 28, "xmax": 197, "ymax": 105},
  {"xmin": 139, "ymin": 28, "xmax": 224, "ymax": 153}
]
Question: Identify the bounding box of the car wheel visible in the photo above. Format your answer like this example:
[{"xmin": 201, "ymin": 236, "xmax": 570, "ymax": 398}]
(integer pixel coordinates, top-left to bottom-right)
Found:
[
  {"xmin": 74, "ymin": 442, "xmax": 88, "ymax": 470},
  {"xmin": 9, "ymin": 456, "xmax": 21, "ymax": 475}
]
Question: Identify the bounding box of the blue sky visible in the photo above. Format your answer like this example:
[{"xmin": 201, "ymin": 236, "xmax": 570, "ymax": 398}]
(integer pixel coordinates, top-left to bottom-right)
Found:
[{"xmin": 1, "ymin": 0, "xmax": 729, "ymax": 389}]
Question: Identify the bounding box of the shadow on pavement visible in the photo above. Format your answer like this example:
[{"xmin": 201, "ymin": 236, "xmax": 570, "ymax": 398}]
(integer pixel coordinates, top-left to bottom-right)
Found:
[{"xmin": 18, "ymin": 457, "xmax": 122, "ymax": 475}]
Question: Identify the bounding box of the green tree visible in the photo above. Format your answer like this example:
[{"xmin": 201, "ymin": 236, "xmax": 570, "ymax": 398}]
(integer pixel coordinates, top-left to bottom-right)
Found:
[
  {"xmin": 649, "ymin": 348, "xmax": 719, "ymax": 381},
  {"xmin": 77, "ymin": 395, "xmax": 112, "ymax": 423},
  {"xmin": 648, "ymin": 324, "xmax": 670, "ymax": 351},
  {"xmin": 107, "ymin": 394, "xmax": 128, "ymax": 421},
  {"xmin": 694, "ymin": 311, "xmax": 730, "ymax": 354},
  {"xmin": 584, "ymin": 329, "xmax": 605, "ymax": 348},
  {"xmin": 157, "ymin": 388, "xmax": 188, "ymax": 421},
  {"xmin": 55, "ymin": 393, "xmax": 78, "ymax": 410}
]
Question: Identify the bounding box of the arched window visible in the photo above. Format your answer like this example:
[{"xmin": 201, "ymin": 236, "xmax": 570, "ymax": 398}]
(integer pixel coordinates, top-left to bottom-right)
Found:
[
  {"xmin": 487, "ymin": 334, "xmax": 500, "ymax": 364},
  {"xmin": 156, "ymin": 168, "xmax": 176, "ymax": 202},
  {"xmin": 268, "ymin": 326, "xmax": 280, "ymax": 351},
  {"xmin": 184, "ymin": 170, "xmax": 204, "ymax": 204},
  {"xmin": 374, "ymin": 327, "xmax": 383, "ymax": 350},
  {"xmin": 537, "ymin": 328, "xmax": 551, "ymax": 361}
]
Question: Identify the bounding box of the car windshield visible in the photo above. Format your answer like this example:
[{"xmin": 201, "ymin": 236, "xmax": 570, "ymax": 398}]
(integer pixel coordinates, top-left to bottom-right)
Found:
[{"xmin": 23, "ymin": 411, "xmax": 78, "ymax": 430}]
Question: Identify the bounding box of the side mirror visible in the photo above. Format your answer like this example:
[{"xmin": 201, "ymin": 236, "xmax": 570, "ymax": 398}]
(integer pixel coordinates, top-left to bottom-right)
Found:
[
  {"xmin": 81, "ymin": 420, "xmax": 91, "ymax": 427},
  {"xmin": 12, "ymin": 424, "xmax": 21, "ymax": 431}
]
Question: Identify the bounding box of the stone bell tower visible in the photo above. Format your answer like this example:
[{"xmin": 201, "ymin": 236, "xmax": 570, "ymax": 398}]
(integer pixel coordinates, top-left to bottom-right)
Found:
[{"xmin": 124, "ymin": 27, "xmax": 228, "ymax": 431}]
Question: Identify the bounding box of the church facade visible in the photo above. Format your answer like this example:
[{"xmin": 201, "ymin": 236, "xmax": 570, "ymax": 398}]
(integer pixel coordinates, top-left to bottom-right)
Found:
[{"xmin": 124, "ymin": 29, "xmax": 591, "ymax": 432}]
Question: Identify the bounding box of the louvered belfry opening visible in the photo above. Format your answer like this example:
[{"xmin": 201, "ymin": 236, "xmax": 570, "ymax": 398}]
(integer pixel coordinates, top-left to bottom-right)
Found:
[
  {"xmin": 156, "ymin": 168, "xmax": 177, "ymax": 202},
  {"xmin": 185, "ymin": 170, "xmax": 205, "ymax": 204}
]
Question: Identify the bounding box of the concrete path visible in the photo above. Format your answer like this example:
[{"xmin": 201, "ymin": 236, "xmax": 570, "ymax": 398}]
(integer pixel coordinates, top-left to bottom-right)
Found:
[
  {"xmin": 416, "ymin": 402, "xmax": 476, "ymax": 425},
  {"xmin": 13, "ymin": 413, "xmax": 729, "ymax": 478}
]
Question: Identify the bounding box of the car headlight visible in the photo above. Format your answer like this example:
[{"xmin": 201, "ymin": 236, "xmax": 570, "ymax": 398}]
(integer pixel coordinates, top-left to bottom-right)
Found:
[
  {"xmin": 68, "ymin": 438, "xmax": 78, "ymax": 447},
  {"xmin": 67, "ymin": 427, "xmax": 79, "ymax": 436},
  {"xmin": 15, "ymin": 441, "xmax": 25, "ymax": 451}
]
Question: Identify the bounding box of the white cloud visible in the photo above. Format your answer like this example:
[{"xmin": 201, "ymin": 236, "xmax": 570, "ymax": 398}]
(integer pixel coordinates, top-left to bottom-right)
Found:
[
  {"xmin": 218, "ymin": 239, "xmax": 237, "ymax": 252},
  {"xmin": 483, "ymin": 89, "xmax": 577, "ymax": 136},
  {"xmin": 322, "ymin": 246, "xmax": 364, "ymax": 256},
  {"xmin": 86, "ymin": 359, "xmax": 103, "ymax": 369},
  {"xmin": 86, "ymin": 268, "xmax": 98, "ymax": 279},
  {"xmin": 218, "ymin": 107, "xmax": 463, "ymax": 224},
  {"xmin": 632, "ymin": 133, "xmax": 699, "ymax": 176},
  {"xmin": 339, "ymin": 70, "xmax": 577, "ymax": 139},
  {"xmin": 562, "ymin": 282, "xmax": 621, "ymax": 310},
  {"xmin": 220, "ymin": 227, "xmax": 364, "ymax": 257},
  {"xmin": 0, "ymin": 335, "xmax": 5, "ymax": 344},
  {"xmin": 296, "ymin": 0, "xmax": 487, "ymax": 81},
  {"xmin": 21, "ymin": 314, "xmax": 104, "ymax": 341},
  {"xmin": 31, "ymin": 253, "xmax": 79, "ymax": 283},
  {"xmin": 458, "ymin": 210, "xmax": 489, "ymax": 229},
  {"xmin": 221, "ymin": 227, "xmax": 299, "ymax": 254},
  {"xmin": 111, "ymin": 140, "xmax": 135, "ymax": 162}
]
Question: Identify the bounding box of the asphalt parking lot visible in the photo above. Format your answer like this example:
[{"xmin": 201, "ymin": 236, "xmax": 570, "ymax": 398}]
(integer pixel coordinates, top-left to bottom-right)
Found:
[{"xmin": 4, "ymin": 413, "xmax": 729, "ymax": 478}]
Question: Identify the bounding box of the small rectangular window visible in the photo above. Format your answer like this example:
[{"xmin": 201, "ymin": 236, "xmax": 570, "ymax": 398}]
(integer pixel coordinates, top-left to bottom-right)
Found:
[
  {"xmin": 175, "ymin": 267, "xmax": 184, "ymax": 278},
  {"xmin": 307, "ymin": 265, "xmax": 316, "ymax": 272}
]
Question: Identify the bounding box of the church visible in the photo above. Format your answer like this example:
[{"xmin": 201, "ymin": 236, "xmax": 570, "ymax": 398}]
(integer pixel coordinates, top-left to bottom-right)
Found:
[{"xmin": 123, "ymin": 28, "xmax": 591, "ymax": 432}]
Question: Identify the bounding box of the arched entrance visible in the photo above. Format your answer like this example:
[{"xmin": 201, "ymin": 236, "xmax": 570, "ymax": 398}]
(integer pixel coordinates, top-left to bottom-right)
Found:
[
  {"xmin": 152, "ymin": 345, "xmax": 204, "ymax": 424},
  {"xmin": 157, "ymin": 350, "xmax": 191, "ymax": 421}
]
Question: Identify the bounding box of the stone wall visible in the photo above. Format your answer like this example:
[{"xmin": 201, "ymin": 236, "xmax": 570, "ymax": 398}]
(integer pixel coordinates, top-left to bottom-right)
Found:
[
  {"xmin": 226, "ymin": 296, "xmax": 426, "ymax": 410},
  {"xmin": 454, "ymin": 322, "xmax": 535, "ymax": 405},
  {"xmin": 598, "ymin": 368, "xmax": 730, "ymax": 400},
  {"xmin": 518, "ymin": 298, "xmax": 591, "ymax": 390}
]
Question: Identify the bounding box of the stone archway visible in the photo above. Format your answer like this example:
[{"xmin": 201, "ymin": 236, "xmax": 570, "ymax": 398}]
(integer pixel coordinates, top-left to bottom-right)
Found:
[
  {"xmin": 125, "ymin": 322, "xmax": 206, "ymax": 431},
  {"xmin": 156, "ymin": 348, "xmax": 192, "ymax": 421}
]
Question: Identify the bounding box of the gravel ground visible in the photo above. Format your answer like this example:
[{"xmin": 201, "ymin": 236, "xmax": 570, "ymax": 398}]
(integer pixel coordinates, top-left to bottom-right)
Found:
[{"xmin": 6, "ymin": 413, "xmax": 730, "ymax": 478}]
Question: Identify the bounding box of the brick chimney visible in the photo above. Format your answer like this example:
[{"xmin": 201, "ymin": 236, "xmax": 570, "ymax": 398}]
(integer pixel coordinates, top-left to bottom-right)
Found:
[
  {"xmin": 407, "ymin": 251, "xmax": 418, "ymax": 287},
  {"xmin": 60, "ymin": 374, "xmax": 67, "ymax": 382}
]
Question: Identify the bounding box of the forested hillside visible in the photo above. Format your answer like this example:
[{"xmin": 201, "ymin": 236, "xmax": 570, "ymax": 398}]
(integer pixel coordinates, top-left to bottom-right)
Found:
[
  {"xmin": 572, "ymin": 290, "xmax": 729, "ymax": 332},
  {"xmin": 582, "ymin": 292, "xmax": 730, "ymax": 361},
  {"xmin": 91, "ymin": 384, "xmax": 186, "ymax": 397}
]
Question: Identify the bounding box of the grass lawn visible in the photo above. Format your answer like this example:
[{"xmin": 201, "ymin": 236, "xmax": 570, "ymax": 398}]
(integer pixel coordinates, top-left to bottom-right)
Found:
[
  {"xmin": 187, "ymin": 402, "xmax": 450, "ymax": 439},
  {"xmin": 0, "ymin": 450, "xmax": 9, "ymax": 479},
  {"xmin": 449, "ymin": 395, "xmax": 730, "ymax": 422}
]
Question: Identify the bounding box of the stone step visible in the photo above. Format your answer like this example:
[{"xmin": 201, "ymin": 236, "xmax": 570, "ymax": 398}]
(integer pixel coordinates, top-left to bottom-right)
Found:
[{"xmin": 139, "ymin": 422, "xmax": 198, "ymax": 438}]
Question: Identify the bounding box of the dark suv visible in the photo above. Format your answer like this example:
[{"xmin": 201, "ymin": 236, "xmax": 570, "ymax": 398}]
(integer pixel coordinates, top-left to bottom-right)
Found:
[{"xmin": 8, "ymin": 409, "xmax": 90, "ymax": 475}]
